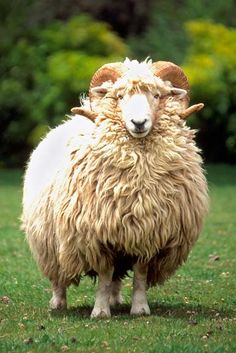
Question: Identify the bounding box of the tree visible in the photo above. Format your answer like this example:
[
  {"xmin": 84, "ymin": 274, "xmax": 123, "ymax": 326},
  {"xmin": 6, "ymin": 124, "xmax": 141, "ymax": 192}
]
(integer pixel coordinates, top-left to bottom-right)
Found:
[
  {"xmin": 183, "ymin": 20, "xmax": 236, "ymax": 162},
  {"xmin": 0, "ymin": 14, "xmax": 127, "ymax": 166}
]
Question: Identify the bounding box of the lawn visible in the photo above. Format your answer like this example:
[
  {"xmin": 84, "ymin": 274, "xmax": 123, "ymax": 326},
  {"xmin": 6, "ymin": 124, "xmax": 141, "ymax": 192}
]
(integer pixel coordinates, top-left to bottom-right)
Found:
[{"xmin": 0, "ymin": 165, "xmax": 236, "ymax": 353}]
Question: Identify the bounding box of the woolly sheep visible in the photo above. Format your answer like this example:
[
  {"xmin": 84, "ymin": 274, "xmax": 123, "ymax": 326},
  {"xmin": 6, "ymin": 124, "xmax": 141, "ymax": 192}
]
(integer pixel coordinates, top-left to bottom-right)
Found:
[{"xmin": 22, "ymin": 58, "xmax": 208, "ymax": 318}]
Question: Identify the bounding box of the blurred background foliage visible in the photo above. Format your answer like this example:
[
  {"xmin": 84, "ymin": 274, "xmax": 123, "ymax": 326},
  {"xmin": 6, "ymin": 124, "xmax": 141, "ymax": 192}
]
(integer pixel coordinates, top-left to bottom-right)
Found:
[
  {"xmin": 183, "ymin": 21, "xmax": 236, "ymax": 162},
  {"xmin": 0, "ymin": 0, "xmax": 236, "ymax": 166}
]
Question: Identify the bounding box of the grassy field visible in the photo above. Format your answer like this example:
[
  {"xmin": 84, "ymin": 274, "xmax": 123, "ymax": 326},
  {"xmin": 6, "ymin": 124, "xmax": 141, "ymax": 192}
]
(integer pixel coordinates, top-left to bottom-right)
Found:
[{"xmin": 0, "ymin": 165, "xmax": 236, "ymax": 353}]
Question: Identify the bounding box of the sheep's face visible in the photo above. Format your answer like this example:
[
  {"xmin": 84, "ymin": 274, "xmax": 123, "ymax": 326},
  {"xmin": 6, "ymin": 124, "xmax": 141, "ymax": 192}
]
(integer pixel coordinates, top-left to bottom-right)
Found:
[
  {"xmin": 115, "ymin": 79, "xmax": 187, "ymax": 138},
  {"xmin": 91, "ymin": 77, "xmax": 187, "ymax": 138},
  {"xmin": 116, "ymin": 88, "xmax": 160, "ymax": 138}
]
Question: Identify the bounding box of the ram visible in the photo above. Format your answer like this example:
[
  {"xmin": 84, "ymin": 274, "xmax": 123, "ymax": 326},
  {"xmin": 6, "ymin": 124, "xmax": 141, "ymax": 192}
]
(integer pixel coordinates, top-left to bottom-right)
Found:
[{"xmin": 22, "ymin": 58, "xmax": 208, "ymax": 318}]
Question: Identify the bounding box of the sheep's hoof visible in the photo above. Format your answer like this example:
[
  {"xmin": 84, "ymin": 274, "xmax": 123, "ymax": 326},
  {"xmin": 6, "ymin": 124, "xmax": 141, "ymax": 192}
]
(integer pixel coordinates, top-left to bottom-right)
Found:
[
  {"xmin": 49, "ymin": 296, "xmax": 67, "ymax": 310},
  {"xmin": 130, "ymin": 303, "xmax": 151, "ymax": 316},
  {"xmin": 90, "ymin": 307, "xmax": 111, "ymax": 319}
]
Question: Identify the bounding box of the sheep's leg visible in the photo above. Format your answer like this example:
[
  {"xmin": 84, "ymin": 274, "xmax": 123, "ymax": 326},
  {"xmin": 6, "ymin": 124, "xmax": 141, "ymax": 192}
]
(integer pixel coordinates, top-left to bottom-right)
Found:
[
  {"xmin": 130, "ymin": 263, "xmax": 150, "ymax": 315},
  {"xmin": 109, "ymin": 279, "xmax": 123, "ymax": 306},
  {"xmin": 49, "ymin": 283, "xmax": 67, "ymax": 310},
  {"xmin": 91, "ymin": 266, "xmax": 114, "ymax": 318}
]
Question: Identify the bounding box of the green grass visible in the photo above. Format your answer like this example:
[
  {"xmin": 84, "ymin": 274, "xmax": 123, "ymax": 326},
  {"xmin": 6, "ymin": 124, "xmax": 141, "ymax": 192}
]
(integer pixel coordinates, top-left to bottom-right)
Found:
[{"xmin": 0, "ymin": 165, "xmax": 236, "ymax": 353}]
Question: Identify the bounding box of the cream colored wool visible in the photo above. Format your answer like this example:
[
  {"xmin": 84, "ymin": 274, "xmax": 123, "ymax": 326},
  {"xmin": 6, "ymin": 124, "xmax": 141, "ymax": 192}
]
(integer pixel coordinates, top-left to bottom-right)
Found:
[{"xmin": 22, "ymin": 89, "xmax": 208, "ymax": 289}]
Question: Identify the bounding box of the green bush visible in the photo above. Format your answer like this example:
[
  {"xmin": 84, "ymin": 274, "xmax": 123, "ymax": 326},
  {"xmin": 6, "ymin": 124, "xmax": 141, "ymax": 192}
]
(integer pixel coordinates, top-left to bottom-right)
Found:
[
  {"xmin": 129, "ymin": 0, "xmax": 236, "ymax": 63},
  {"xmin": 183, "ymin": 20, "xmax": 236, "ymax": 162},
  {"xmin": 0, "ymin": 15, "xmax": 127, "ymax": 167}
]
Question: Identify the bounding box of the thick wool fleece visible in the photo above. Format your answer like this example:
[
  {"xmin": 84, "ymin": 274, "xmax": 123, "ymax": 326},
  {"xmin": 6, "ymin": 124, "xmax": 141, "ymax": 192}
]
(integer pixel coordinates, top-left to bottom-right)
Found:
[{"xmin": 22, "ymin": 97, "xmax": 208, "ymax": 287}]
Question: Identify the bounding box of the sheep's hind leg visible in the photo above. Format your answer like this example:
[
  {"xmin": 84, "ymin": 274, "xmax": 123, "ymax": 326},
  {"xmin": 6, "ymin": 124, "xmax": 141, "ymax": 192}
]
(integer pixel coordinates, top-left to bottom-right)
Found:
[
  {"xmin": 49, "ymin": 283, "xmax": 67, "ymax": 310},
  {"xmin": 130, "ymin": 263, "xmax": 150, "ymax": 315},
  {"xmin": 109, "ymin": 279, "xmax": 123, "ymax": 306},
  {"xmin": 91, "ymin": 266, "xmax": 114, "ymax": 318}
]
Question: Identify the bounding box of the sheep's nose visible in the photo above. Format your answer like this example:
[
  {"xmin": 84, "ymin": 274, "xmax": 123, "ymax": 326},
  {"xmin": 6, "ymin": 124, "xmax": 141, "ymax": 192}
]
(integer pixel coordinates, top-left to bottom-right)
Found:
[{"xmin": 131, "ymin": 119, "xmax": 147, "ymax": 131}]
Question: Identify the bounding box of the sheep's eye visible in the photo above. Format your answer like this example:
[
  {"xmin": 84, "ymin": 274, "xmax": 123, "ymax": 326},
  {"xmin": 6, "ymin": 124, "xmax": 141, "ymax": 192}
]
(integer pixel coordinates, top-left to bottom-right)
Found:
[
  {"xmin": 154, "ymin": 94, "xmax": 160, "ymax": 99},
  {"xmin": 117, "ymin": 94, "xmax": 123, "ymax": 100}
]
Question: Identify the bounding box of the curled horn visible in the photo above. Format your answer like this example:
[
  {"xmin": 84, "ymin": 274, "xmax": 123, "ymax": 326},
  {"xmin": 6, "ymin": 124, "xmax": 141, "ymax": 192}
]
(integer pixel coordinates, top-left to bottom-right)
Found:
[
  {"xmin": 89, "ymin": 62, "xmax": 126, "ymax": 99},
  {"xmin": 152, "ymin": 61, "xmax": 190, "ymax": 106}
]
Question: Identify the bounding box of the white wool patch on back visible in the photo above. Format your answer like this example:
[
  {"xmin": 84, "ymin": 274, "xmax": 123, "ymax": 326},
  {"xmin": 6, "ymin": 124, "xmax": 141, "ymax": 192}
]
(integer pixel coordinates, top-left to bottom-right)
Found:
[{"xmin": 23, "ymin": 116, "xmax": 95, "ymax": 210}]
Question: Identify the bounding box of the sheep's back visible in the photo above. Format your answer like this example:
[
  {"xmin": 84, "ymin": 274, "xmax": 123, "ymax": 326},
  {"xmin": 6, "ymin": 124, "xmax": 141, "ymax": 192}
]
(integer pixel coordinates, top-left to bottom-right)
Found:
[{"xmin": 22, "ymin": 116, "xmax": 94, "ymax": 213}]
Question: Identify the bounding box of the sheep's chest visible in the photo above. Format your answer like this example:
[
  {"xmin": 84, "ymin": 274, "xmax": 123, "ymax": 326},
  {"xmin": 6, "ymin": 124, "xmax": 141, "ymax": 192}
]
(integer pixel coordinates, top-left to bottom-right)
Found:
[
  {"xmin": 55, "ymin": 123, "xmax": 207, "ymax": 273},
  {"xmin": 77, "ymin": 154, "xmax": 185, "ymax": 259}
]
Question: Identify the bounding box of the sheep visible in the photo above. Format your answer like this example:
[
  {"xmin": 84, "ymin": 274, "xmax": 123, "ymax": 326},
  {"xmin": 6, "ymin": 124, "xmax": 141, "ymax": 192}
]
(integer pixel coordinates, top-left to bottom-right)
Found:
[{"xmin": 22, "ymin": 58, "xmax": 208, "ymax": 318}]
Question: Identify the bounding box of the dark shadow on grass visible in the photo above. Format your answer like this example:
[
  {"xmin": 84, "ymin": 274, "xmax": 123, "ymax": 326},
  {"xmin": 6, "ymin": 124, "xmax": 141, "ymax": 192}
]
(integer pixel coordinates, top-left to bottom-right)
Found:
[
  {"xmin": 151, "ymin": 302, "xmax": 234, "ymax": 320},
  {"xmin": 206, "ymin": 164, "xmax": 236, "ymax": 186},
  {"xmin": 51, "ymin": 301, "xmax": 234, "ymax": 321},
  {"xmin": 50, "ymin": 303, "xmax": 132, "ymax": 319},
  {"xmin": 0, "ymin": 169, "xmax": 23, "ymax": 186}
]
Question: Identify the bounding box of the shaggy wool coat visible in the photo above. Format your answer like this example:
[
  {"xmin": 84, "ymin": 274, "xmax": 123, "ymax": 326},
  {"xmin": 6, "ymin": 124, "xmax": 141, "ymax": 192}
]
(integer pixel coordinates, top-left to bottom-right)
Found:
[{"xmin": 22, "ymin": 96, "xmax": 208, "ymax": 287}]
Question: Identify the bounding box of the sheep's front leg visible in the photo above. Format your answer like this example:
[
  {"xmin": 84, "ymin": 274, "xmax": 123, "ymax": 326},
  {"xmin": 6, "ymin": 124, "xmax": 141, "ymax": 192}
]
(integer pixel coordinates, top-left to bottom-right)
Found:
[
  {"xmin": 130, "ymin": 263, "xmax": 150, "ymax": 315},
  {"xmin": 49, "ymin": 283, "xmax": 67, "ymax": 310},
  {"xmin": 91, "ymin": 266, "xmax": 114, "ymax": 318},
  {"xmin": 109, "ymin": 279, "xmax": 123, "ymax": 306}
]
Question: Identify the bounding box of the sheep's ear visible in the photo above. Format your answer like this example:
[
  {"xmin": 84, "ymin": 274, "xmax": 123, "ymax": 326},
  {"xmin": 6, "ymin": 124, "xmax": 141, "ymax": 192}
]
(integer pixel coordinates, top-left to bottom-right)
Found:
[
  {"xmin": 170, "ymin": 87, "xmax": 187, "ymax": 98},
  {"xmin": 90, "ymin": 87, "xmax": 108, "ymax": 97}
]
